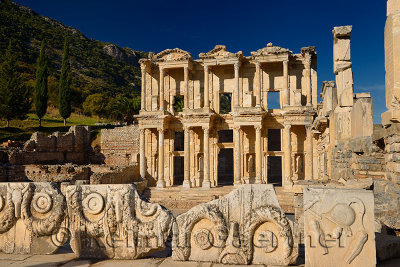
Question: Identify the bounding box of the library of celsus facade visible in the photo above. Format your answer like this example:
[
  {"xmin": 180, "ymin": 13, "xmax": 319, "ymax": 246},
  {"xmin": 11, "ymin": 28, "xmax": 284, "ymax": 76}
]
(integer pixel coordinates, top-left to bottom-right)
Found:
[{"xmin": 137, "ymin": 44, "xmax": 317, "ymax": 190}]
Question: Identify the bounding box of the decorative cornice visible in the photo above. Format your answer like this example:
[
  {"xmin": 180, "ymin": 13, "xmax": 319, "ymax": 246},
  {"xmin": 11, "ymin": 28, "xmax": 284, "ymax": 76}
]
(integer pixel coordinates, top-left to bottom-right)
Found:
[{"xmin": 199, "ymin": 45, "xmax": 243, "ymax": 60}]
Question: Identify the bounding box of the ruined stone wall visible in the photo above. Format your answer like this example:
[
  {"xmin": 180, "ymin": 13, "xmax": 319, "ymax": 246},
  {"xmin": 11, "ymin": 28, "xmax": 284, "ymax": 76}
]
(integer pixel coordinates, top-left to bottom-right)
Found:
[
  {"xmin": 330, "ymin": 137, "xmax": 386, "ymax": 181},
  {"xmin": 384, "ymin": 124, "xmax": 400, "ymax": 183},
  {"xmin": 8, "ymin": 126, "xmax": 92, "ymax": 165},
  {"xmin": 100, "ymin": 125, "xmax": 140, "ymax": 166}
]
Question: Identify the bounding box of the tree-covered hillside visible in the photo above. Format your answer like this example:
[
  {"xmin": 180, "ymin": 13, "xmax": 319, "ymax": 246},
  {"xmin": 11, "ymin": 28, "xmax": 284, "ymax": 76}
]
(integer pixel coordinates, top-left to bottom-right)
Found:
[{"xmin": 0, "ymin": 0, "xmax": 146, "ymax": 112}]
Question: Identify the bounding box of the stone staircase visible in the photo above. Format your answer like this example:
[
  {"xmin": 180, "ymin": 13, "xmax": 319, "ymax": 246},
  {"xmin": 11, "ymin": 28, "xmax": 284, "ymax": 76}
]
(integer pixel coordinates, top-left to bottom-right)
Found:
[{"xmin": 142, "ymin": 185, "xmax": 294, "ymax": 215}]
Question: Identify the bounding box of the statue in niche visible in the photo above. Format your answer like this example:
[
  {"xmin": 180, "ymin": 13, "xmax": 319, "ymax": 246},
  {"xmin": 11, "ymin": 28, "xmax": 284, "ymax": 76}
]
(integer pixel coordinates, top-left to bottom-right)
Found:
[
  {"xmin": 247, "ymin": 154, "xmax": 255, "ymax": 173},
  {"xmin": 198, "ymin": 154, "xmax": 204, "ymax": 172},
  {"xmin": 293, "ymin": 154, "xmax": 303, "ymax": 180}
]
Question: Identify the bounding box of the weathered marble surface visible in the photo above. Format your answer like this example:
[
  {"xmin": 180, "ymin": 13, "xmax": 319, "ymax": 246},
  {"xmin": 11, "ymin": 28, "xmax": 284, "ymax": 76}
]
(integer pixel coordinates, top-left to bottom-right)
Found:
[
  {"xmin": 172, "ymin": 184, "xmax": 297, "ymax": 266},
  {"xmin": 0, "ymin": 182, "xmax": 67, "ymax": 254},
  {"xmin": 303, "ymin": 187, "xmax": 376, "ymax": 267},
  {"xmin": 66, "ymin": 184, "xmax": 174, "ymax": 259}
]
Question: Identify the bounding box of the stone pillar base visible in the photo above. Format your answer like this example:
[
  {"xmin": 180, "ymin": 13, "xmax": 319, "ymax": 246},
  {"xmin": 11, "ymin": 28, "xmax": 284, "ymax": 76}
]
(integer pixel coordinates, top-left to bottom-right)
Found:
[
  {"xmin": 156, "ymin": 180, "xmax": 166, "ymax": 188},
  {"xmin": 202, "ymin": 181, "xmax": 211, "ymax": 188},
  {"xmin": 182, "ymin": 180, "xmax": 191, "ymax": 188}
]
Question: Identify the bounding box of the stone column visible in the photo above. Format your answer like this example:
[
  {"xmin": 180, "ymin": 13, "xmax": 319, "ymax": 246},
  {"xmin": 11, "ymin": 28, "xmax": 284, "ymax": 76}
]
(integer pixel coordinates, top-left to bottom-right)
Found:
[
  {"xmin": 157, "ymin": 128, "xmax": 165, "ymax": 188},
  {"xmin": 183, "ymin": 127, "xmax": 191, "ymax": 188},
  {"xmin": 204, "ymin": 65, "xmax": 209, "ymax": 109},
  {"xmin": 284, "ymin": 123, "xmax": 292, "ymax": 187},
  {"xmin": 305, "ymin": 56, "xmax": 312, "ymax": 106},
  {"xmin": 234, "ymin": 126, "xmax": 242, "ymax": 186},
  {"xmin": 255, "ymin": 62, "xmax": 261, "ymax": 107},
  {"xmin": 202, "ymin": 126, "xmax": 211, "ymax": 188},
  {"xmin": 305, "ymin": 125, "xmax": 314, "ymax": 180},
  {"xmin": 283, "ymin": 60, "xmax": 289, "ymax": 106},
  {"xmin": 184, "ymin": 66, "xmax": 189, "ymax": 109},
  {"xmin": 140, "ymin": 129, "xmax": 146, "ymax": 180},
  {"xmin": 141, "ymin": 66, "xmax": 146, "ymax": 111},
  {"xmin": 159, "ymin": 67, "xmax": 165, "ymax": 111},
  {"xmin": 234, "ymin": 62, "xmax": 240, "ymax": 108},
  {"xmin": 255, "ymin": 125, "xmax": 262, "ymax": 184}
]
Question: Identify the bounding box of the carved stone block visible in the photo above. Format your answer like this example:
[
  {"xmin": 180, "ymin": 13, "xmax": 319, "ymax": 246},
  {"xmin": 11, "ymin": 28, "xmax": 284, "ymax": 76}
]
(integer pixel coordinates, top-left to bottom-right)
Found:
[
  {"xmin": 66, "ymin": 184, "xmax": 173, "ymax": 259},
  {"xmin": 172, "ymin": 185, "xmax": 297, "ymax": 265},
  {"xmin": 0, "ymin": 182, "xmax": 67, "ymax": 254},
  {"xmin": 303, "ymin": 187, "xmax": 376, "ymax": 267}
]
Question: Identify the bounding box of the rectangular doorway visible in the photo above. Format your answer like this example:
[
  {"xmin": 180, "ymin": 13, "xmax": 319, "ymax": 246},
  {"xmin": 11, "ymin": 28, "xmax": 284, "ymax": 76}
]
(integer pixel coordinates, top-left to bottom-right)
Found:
[
  {"xmin": 173, "ymin": 156, "xmax": 184, "ymax": 186},
  {"xmin": 218, "ymin": 148, "xmax": 234, "ymax": 186},
  {"xmin": 267, "ymin": 156, "xmax": 282, "ymax": 185}
]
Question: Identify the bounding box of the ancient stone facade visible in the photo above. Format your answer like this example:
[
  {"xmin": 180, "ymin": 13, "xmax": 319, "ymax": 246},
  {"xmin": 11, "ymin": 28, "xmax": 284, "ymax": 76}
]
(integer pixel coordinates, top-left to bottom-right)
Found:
[
  {"xmin": 138, "ymin": 44, "xmax": 318, "ymax": 190},
  {"xmin": 172, "ymin": 185, "xmax": 297, "ymax": 265},
  {"xmin": 66, "ymin": 184, "xmax": 174, "ymax": 259},
  {"xmin": 304, "ymin": 187, "xmax": 376, "ymax": 267}
]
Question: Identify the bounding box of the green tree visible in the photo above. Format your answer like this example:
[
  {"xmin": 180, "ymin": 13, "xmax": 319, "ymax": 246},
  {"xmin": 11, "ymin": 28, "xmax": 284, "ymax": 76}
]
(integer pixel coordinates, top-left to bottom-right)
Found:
[
  {"xmin": 83, "ymin": 93, "xmax": 109, "ymax": 119},
  {"xmin": 109, "ymin": 96, "xmax": 140, "ymax": 125},
  {"xmin": 34, "ymin": 40, "xmax": 49, "ymax": 127},
  {"xmin": 58, "ymin": 39, "xmax": 72, "ymax": 126},
  {"xmin": 0, "ymin": 41, "xmax": 31, "ymax": 127}
]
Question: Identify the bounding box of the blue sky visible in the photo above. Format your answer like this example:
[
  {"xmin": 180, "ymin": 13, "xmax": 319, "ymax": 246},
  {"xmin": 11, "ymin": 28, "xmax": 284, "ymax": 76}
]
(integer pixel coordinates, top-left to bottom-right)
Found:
[{"xmin": 14, "ymin": 0, "xmax": 387, "ymax": 123}]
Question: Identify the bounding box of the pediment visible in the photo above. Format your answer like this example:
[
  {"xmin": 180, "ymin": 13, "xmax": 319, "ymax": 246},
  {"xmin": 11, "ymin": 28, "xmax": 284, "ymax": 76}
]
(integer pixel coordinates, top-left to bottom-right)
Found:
[
  {"xmin": 251, "ymin": 43, "xmax": 291, "ymax": 57},
  {"xmin": 199, "ymin": 45, "xmax": 243, "ymax": 60},
  {"xmin": 153, "ymin": 48, "xmax": 192, "ymax": 62}
]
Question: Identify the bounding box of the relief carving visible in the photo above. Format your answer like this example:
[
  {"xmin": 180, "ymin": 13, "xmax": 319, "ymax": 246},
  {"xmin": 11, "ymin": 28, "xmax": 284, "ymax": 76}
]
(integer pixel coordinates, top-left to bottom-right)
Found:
[
  {"xmin": 303, "ymin": 187, "xmax": 375, "ymax": 267},
  {"xmin": 172, "ymin": 185, "xmax": 297, "ymax": 265},
  {"xmin": 66, "ymin": 184, "xmax": 174, "ymax": 259},
  {"xmin": 0, "ymin": 182, "xmax": 67, "ymax": 254}
]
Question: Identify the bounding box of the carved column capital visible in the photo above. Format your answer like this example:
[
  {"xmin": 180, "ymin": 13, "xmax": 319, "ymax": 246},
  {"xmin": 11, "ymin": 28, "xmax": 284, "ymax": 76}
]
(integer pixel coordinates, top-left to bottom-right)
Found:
[
  {"xmin": 233, "ymin": 125, "xmax": 241, "ymax": 131},
  {"xmin": 284, "ymin": 123, "xmax": 291, "ymax": 130},
  {"xmin": 255, "ymin": 125, "xmax": 262, "ymax": 132},
  {"xmin": 202, "ymin": 126, "xmax": 209, "ymax": 132},
  {"xmin": 157, "ymin": 127, "xmax": 164, "ymax": 133},
  {"xmin": 234, "ymin": 62, "xmax": 240, "ymax": 72}
]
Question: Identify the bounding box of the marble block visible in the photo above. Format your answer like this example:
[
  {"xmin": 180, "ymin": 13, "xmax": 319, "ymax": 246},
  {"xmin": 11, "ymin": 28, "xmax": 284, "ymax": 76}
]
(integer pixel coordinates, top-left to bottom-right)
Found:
[{"xmin": 303, "ymin": 187, "xmax": 376, "ymax": 267}]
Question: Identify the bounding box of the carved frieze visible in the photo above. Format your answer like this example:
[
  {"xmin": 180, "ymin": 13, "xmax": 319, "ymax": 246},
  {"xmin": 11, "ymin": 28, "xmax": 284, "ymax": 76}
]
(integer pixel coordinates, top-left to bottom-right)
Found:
[
  {"xmin": 303, "ymin": 187, "xmax": 376, "ymax": 267},
  {"xmin": 0, "ymin": 182, "xmax": 67, "ymax": 254},
  {"xmin": 66, "ymin": 184, "xmax": 174, "ymax": 259},
  {"xmin": 199, "ymin": 45, "xmax": 243, "ymax": 60},
  {"xmin": 151, "ymin": 48, "xmax": 192, "ymax": 62},
  {"xmin": 172, "ymin": 185, "xmax": 297, "ymax": 265}
]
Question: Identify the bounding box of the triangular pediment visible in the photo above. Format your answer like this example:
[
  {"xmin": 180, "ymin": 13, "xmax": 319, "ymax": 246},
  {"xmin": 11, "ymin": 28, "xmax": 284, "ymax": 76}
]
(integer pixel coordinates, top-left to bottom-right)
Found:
[{"xmin": 199, "ymin": 45, "xmax": 243, "ymax": 60}]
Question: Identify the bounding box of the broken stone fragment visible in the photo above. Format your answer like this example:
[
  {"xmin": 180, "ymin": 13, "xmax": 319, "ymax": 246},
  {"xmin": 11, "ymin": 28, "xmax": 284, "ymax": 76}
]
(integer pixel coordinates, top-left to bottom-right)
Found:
[
  {"xmin": 0, "ymin": 182, "xmax": 68, "ymax": 254},
  {"xmin": 172, "ymin": 184, "xmax": 297, "ymax": 266},
  {"xmin": 66, "ymin": 184, "xmax": 173, "ymax": 259},
  {"xmin": 303, "ymin": 187, "xmax": 376, "ymax": 267}
]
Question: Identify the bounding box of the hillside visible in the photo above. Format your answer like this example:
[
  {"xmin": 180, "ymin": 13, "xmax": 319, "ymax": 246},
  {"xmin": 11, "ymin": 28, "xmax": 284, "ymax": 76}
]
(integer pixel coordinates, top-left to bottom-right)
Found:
[{"xmin": 0, "ymin": 0, "xmax": 146, "ymax": 111}]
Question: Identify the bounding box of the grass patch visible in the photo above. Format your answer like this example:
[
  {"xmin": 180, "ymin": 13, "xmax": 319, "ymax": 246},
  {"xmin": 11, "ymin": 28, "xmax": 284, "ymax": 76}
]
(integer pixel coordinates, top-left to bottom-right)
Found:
[{"xmin": 0, "ymin": 112, "xmax": 113, "ymax": 143}]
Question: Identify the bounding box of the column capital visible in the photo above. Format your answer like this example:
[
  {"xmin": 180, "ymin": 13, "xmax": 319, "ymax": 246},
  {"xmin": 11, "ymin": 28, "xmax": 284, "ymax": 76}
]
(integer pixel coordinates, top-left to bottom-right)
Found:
[
  {"xmin": 255, "ymin": 61, "xmax": 261, "ymax": 68},
  {"xmin": 204, "ymin": 64, "xmax": 209, "ymax": 71},
  {"xmin": 234, "ymin": 61, "xmax": 241, "ymax": 71},
  {"xmin": 255, "ymin": 125, "xmax": 262, "ymax": 131},
  {"xmin": 202, "ymin": 126, "xmax": 209, "ymax": 131},
  {"xmin": 305, "ymin": 124, "xmax": 313, "ymax": 131},
  {"xmin": 140, "ymin": 128, "xmax": 145, "ymax": 134},
  {"xmin": 233, "ymin": 125, "xmax": 241, "ymax": 131},
  {"xmin": 184, "ymin": 126, "xmax": 190, "ymax": 132},
  {"xmin": 159, "ymin": 66, "xmax": 165, "ymax": 73},
  {"xmin": 157, "ymin": 127, "xmax": 164, "ymax": 133},
  {"xmin": 284, "ymin": 123, "xmax": 291, "ymax": 130}
]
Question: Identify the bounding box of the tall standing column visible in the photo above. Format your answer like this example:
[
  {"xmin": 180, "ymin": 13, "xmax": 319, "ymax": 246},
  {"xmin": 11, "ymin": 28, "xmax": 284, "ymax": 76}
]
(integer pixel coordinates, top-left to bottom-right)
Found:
[
  {"xmin": 202, "ymin": 126, "xmax": 211, "ymax": 188},
  {"xmin": 140, "ymin": 129, "xmax": 146, "ymax": 180},
  {"xmin": 305, "ymin": 55, "xmax": 312, "ymax": 106},
  {"xmin": 157, "ymin": 128, "xmax": 165, "ymax": 188},
  {"xmin": 284, "ymin": 123, "xmax": 292, "ymax": 187},
  {"xmin": 255, "ymin": 125, "xmax": 262, "ymax": 184},
  {"xmin": 234, "ymin": 62, "xmax": 240, "ymax": 108},
  {"xmin": 159, "ymin": 67, "xmax": 165, "ymax": 111},
  {"xmin": 255, "ymin": 62, "xmax": 261, "ymax": 107},
  {"xmin": 234, "ymin": 126, "xmax": 242, "ymax": 186},
  {"xmin": 305, "ymin": 125, "xmax": 314, "ymax": 180},
  {"xmin": 204, "ymin": 65, "xmax": 209, "ymax": 109},
  {"xmin": 141, "ymin": 66, "xmax": 146, "ymax": 111},
  {"xmin": 283, "ymin": 60, "xmax": 290, "ymax": 106},
  {"xmin": 184, "ymin": 66, "xmax": 189, "ymax": 110},
  {"xmin": 183, "ymin": 127, "xmax": 191, "ymax": 188}
]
